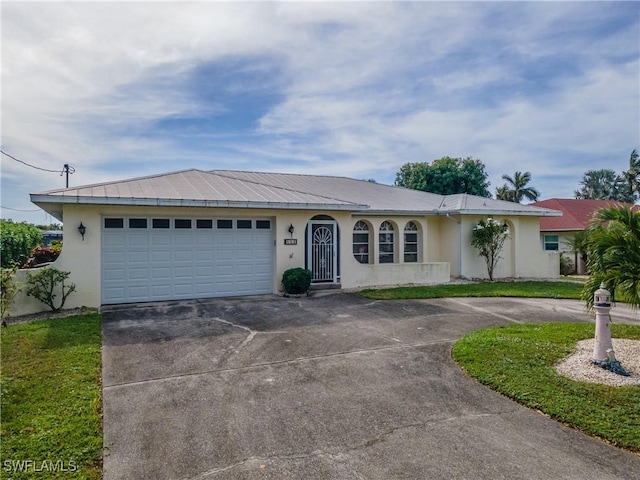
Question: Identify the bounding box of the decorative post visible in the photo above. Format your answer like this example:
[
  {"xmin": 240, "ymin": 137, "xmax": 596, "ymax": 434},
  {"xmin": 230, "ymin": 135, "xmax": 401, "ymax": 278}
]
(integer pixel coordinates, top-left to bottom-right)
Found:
[
  {"xmin": 590, "ymin": 283, "xmax": 630, "ymax": 376},
  {"xmin": 591, "ymin": 284, "xmax": 612, "ymax": 362}
]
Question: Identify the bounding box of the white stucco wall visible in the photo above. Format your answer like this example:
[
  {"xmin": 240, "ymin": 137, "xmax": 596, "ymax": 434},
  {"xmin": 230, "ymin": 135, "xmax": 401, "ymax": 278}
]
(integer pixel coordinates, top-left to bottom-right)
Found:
[
  {"xmin": 539, "ymin": 231, "xmax": 585, "ymax": 274},
  {"xmin": 460, "ymin": 215, "xmax": 559, "ymax": 280}
]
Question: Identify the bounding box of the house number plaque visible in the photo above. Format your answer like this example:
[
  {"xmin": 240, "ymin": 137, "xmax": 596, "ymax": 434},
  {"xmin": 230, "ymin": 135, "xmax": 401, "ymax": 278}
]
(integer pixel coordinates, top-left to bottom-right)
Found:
[{"xmin": 284, "ymin": 239, "xmax": 297, "ymax": 245}]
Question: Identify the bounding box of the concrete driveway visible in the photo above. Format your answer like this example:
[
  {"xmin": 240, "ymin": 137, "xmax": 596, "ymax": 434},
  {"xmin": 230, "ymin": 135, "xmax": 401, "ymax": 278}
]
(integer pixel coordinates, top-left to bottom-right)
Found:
[{"xmin": 101, "ymin": 293, "xmax": 640, "ymax": 480}]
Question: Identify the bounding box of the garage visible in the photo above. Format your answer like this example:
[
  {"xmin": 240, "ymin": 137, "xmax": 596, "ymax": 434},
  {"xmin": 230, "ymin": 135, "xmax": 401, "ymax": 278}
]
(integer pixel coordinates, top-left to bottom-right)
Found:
[{"xmin": 101, "ymin": 216, "xmax": 273, "ymax": 304}]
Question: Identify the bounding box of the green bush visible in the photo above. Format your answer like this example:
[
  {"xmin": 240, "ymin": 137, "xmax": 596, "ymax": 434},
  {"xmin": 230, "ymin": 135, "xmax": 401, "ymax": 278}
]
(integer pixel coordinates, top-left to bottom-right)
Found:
[
  {"xmin": 1, "ymin": 266, "xmax": 23, "ymax": 321},
  {"xmin": 282, "ymin": 268, "xmax": 312, "ymax": 295},
  {"xmin": 25, "ymin": 267, "xmax": 76, "ymax": 312},
  {"xmin": 0, "ymin": 220, "xmax": 43, "ymax": 268}
]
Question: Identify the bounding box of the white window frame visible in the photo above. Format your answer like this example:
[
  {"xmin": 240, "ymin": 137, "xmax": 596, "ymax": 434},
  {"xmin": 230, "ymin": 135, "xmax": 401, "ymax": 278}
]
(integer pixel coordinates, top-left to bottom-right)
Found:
[
  {"xmin": 353, "ymin": 221, "xmax": 370, "ymax": 264},
  {"xmin": 379, "ymin": 221, "xmax": 395, "ymax": 264},
  {"xmin": 544, "ymin": 234, "xmax": 559, "ymax": 251},
  {"xmin": 404, "ymin": 221, "xmax": 419, "ymax": 263}
]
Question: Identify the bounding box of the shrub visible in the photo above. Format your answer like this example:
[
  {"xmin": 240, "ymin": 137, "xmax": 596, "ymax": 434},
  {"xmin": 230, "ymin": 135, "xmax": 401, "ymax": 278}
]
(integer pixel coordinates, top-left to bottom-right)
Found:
[
  {"xmin": 1, "ymin": 266, "xmax": 23, "ymax": 321},
  {"xmin": 0, "ymin": 220, "xmax": 43, "ymax": 268},
  {"xmin": 282, "ymin": 268, "xmax": 312, "ymax": 295},
  {"xmin": 559, "ymin": 253, "xmax": 575, "ymax": 276},
  {"xmin": 23, "ymin": 246, "xmax": 61, "ymax": 268},
  {"xmin": 25, "ymin": 267, "xmax": 76, "ymax": 312}
]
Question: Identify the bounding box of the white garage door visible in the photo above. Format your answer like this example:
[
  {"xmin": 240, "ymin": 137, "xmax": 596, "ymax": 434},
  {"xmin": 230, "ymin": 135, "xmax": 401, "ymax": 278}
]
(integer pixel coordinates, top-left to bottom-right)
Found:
[{"xmin": 101, "ymin": 216, "xmax": 273, "ymax": 304}]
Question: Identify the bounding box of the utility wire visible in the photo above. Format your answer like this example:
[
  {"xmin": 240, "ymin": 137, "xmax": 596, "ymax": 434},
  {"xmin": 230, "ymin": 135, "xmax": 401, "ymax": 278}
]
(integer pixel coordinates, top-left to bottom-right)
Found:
[
  {"xmin": 1, "ymin": 206, "xmax": 42, "ymax": 212},
  {"xmin": 1, "ymin": 149, "xmax": 62, "ymax": 173}
]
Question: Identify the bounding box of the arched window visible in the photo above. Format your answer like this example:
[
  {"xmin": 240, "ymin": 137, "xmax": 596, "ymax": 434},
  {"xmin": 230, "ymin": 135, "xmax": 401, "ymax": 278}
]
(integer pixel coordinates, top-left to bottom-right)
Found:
[
  {"xmin": 404, "ymin": 221, "xmax": 418, "ymax": 263},
  {"xmin": 352, "ymin": 221, "xmax": 370, "ymax": 264},
  {"xmin": 379, "ymin": 221, "xmax": 395, "ymax": 264}
]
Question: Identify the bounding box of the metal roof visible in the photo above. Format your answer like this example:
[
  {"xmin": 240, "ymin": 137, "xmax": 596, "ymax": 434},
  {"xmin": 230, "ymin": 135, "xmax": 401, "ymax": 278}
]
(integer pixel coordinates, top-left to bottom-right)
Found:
[{"xmin": 31, "ymin": 168, "xmax": 562, "ymax": 219}]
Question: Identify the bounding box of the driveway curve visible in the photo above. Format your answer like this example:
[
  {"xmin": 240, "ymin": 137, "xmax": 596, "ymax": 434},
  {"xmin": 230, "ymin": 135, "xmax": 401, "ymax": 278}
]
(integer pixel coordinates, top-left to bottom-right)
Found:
[{"xmin": 101, "ymin": 293, "xmax": 640, "ymax": 480}]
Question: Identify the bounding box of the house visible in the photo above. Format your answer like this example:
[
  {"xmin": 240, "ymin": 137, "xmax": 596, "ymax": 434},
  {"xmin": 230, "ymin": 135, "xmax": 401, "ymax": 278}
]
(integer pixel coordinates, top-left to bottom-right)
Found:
[
  {"xmin": 530, "ymin": 198, "xmax": 638, "ymax": 274},
  {"xmin": 20, "ymin": 169, "xmax": 561, "ymax": 313},
  {"xmin": 41, "ymin": 230, "xmax": 63, "ymax": 246}
]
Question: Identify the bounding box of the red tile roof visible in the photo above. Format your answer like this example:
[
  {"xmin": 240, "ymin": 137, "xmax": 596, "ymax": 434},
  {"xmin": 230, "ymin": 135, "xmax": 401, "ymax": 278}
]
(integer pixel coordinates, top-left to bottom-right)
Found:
[{"xmin": 530, "ymin": 198, "xmax": 638, "ymax": 231}]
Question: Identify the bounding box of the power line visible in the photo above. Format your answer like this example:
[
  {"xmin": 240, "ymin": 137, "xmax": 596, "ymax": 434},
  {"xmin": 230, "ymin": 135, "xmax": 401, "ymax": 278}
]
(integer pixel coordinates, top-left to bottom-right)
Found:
[
  {"xmin": 0, "ymin": 206, "xmax": 42, "ymax": 212},
  {"xmin": 1, "ymin": 149, "xmax": 64, "ymax": 173}
]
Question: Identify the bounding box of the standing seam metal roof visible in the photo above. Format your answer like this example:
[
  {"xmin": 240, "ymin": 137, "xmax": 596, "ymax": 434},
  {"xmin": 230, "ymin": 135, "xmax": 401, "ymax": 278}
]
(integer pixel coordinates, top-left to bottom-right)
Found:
[{"xmin": 31, "ymin": 168, "xmax": 562, "ymax": 216}]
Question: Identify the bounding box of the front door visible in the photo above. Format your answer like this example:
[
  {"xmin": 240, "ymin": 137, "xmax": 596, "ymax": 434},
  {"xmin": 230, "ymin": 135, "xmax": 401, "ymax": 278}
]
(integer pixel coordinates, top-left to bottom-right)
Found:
[{"xmin": 307, "ymin": 221, "xmax": 337, "ymax": 283}]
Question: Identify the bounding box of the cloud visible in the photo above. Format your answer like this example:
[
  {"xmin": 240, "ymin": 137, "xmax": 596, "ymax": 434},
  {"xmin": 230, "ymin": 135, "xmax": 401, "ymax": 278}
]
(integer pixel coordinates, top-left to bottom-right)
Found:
[{"xmin": 1, "ymin": 1, "xmax": 639, "ymax": 223}]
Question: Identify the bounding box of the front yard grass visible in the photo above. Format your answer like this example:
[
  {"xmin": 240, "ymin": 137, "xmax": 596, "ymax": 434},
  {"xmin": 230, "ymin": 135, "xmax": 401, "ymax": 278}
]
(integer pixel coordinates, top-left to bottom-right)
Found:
[
  {"xmin": 452, "ymin": 322, "xmax": 640, "ymax": 452},
  {"xmin": 359, "ymin": 280, "xmax": 584, "ymax": 300},
  {"xmin": 0, "ymin": 314, "xmax": 102, "ymax": 479}
]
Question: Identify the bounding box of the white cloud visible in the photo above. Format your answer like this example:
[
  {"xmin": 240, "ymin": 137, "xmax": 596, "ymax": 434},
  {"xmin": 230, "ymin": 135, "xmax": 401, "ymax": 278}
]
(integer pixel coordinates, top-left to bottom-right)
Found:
[{"xmin": 1, "ymin": 1, "xmax": 638, "ymax": 223}]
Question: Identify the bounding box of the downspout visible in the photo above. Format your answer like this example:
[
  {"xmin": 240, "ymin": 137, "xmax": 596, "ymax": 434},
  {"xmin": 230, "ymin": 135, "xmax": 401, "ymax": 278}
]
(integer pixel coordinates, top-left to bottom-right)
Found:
[{"xmin": 445, "ymin": 214, "xmax": 472, "ymax": 280}]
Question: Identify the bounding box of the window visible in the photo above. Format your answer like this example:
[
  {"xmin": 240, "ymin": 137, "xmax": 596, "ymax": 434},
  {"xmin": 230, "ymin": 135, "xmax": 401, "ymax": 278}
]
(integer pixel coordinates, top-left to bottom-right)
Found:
[
  {"xmin": 352, "ymin": 221, "xmax": 370, "ymax": 264},
  {"xmin": 544, "ymin": 234, "xmax": 559, "ymax": 251},
  {"xmin": 129, "ymin": 218, "xmax": 147, "ymax": 229},
  {"xmin": 404, "ymin": 221, "xmax": 418, "ymax": 263},
  {"xmin": 175, "ymin": 219, "xmax": 192, "ymax": 229},
  {"xmin": 217, "ymin": 219, "xmax": 233, "ymax": 229},
  {"xmin": 104, "ymin": 218, "xmax": 124, "ymax": 229},
  {"xmin": 237, "ymin": 219, "xmax": 252, "ymax": 229},
  {"xmin": 196, "ymin": 219, "xmax": 213, "ymax": 229},
  {"xmin": 256, "ymin": 220, "xmax": 271, "ymax": 229},
  {"xmin": 379, "ymin": 221, "xmax": 395, "ymax": 263},
  {"xmin": 152, "ymin": 219, "xmax": 170, "ymax": 229}
]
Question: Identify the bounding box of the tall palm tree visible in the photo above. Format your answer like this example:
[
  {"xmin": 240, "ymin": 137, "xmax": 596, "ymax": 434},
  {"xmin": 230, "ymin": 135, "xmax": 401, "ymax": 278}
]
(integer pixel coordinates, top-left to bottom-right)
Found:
[
  {"xmin": 497, "ymin": 171, "xmax": 540, "ymax": 203},
  {"xmin": 623, "ymin": 149, "xmax": 639, "ymax": 199},
  {"xmin": 583, "ymin": 205, "xmax": 640, "ymax": 310}
]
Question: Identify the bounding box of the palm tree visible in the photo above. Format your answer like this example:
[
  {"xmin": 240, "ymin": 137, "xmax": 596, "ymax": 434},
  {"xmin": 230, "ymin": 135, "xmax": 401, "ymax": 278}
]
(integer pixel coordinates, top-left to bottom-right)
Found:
[
  {"xmin": 497, "ymin": 171, "xmax": 540, "ymax": 203},
  {"xmin": 574, "ymin": 169, "xmax": 633, "ymax": 202},
  {"xmin": 582, "ymin": 205, "xmax": 640, "ymax": 310},
  {"xmin": 623, "ymin": 149, "xmax": 639, "ymax": 199}
]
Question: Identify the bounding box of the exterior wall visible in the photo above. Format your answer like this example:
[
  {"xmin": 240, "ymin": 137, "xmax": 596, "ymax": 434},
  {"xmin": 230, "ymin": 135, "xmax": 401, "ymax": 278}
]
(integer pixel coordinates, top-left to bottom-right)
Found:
[
  {"xmin": 437, "ymin": 215, "xmax": 461, "ymax": 276},
  {"xmin": 343, "ymin": 215, "xmax": 449, "ymax": 288},
  {"xmin": 8, "ymin": 202, "xmax": 558, "ymax": 316},
  {"xmin": 540, "ymin": 230, "xmax": 586, "ymax": 274},
  {"xmin": 460, "ymin": 215, "xmax": 559, "ymax": 280}
]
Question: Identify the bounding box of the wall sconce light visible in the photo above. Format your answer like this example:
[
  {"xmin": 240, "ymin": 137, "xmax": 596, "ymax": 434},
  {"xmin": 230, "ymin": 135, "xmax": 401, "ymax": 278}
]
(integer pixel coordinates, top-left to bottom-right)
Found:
[
  {"xmin": 78, "ymin": 222, "xmax": 86, "ymax": 241},
  {"xmin": 288, "ymin": 224, "xmax": 295, "ymax": 238}
]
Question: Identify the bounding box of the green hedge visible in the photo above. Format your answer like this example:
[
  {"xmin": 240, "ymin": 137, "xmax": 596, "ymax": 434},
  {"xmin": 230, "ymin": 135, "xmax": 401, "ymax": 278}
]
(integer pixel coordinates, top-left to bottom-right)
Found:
[{"xmin": 0, "ymin": 220, "xmax": 43, "ymax": 268}]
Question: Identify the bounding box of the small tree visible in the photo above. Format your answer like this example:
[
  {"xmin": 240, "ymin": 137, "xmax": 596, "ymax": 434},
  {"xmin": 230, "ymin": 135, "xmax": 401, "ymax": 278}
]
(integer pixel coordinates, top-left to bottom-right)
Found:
[
  {"xmin": 25, "ymin": 267, "xmax": 76, "ymax": 312},
  {"xmin": 471, "ymin": 218, "xmax": 509, "ymax": 281},
  {"xmin": 1, "ymin": 266, "xmax": 23, "ymax": 321}
]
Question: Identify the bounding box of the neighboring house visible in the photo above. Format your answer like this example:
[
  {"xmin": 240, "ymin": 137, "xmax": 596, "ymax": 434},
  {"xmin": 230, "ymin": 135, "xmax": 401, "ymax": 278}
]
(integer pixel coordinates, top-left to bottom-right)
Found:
[
  {"xmin": 41, "ymin": 230, "xmax": 63, "ymax": 246},
  {"xmin": 25, "ymin": 169, "xmax": 561, "ymax": 312},
  {"xmin": 530, "ymin": 198, "xmax": 638, "ymax": 274}
]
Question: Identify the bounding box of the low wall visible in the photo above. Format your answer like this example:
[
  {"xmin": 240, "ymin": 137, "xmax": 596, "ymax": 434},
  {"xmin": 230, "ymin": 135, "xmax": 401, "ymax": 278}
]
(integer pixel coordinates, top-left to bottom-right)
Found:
[
  {"xmin": 343, "ymin": 262, "xmax": 451, "ymax": 290},
  {"xmin": 5, "ymin": 269, "xmax": 50, "ymax": 318}
]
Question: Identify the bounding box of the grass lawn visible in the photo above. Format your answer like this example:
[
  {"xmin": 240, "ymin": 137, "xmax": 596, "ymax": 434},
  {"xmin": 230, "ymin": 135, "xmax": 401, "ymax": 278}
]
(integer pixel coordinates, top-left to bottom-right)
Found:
[
  {"xmin": 452, "ymin": 322, "xmax": 640, "ymax": 452},
  {"xmin": 359, "ymin": 280, "xmax": 584, "ymax": 300},
  {"xmin": 0, "ymin": 314, "xmax": 102, "ymax": 479}
]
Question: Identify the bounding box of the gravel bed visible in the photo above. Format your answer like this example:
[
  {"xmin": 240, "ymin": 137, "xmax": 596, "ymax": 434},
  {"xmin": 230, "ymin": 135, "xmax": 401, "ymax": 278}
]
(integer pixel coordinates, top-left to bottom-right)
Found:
[{"xmin": 555, "ymin": 338, "xmax": 640, "ymax": 387}]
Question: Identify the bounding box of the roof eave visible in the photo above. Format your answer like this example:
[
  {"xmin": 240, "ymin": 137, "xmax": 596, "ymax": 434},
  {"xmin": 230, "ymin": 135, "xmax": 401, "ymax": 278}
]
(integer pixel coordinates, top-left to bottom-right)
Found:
[
  {"xmin": 437, "ymin": 209, "xmax": 563, "ymax": 217},
  {"xmin": 29, "ymin": 194, "xmax": 369, "ymax": 212}
]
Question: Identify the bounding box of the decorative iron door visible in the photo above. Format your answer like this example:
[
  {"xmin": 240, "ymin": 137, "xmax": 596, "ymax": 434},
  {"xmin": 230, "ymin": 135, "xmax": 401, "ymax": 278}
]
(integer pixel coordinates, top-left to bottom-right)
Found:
[{"xmin": 307, "ymin": 221, "xmax": 337, "ymax": 283}]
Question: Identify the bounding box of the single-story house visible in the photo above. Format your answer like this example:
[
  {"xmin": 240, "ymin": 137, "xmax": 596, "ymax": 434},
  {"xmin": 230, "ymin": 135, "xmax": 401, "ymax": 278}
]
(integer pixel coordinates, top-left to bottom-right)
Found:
[
  {"xmin": 19, "ymin": 169, "xmax": 561, "ymax": 314},
  {"xmin": 530, "ymin": 198, "xmax": 638, "ymax": 274}
]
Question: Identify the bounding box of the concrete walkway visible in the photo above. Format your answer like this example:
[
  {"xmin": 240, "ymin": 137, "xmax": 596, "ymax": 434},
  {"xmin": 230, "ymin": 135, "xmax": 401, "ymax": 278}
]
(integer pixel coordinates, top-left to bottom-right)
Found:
[{"xmin": 101, "ymin": 294, "xmax": 639, "ymax": 480}]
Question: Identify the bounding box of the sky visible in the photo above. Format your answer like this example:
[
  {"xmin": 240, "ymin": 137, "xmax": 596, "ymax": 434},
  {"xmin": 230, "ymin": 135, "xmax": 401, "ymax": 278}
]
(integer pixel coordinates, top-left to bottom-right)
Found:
[{"xmin": 1, "ymin": 1, "xmax": 639, "ymax": 225}]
